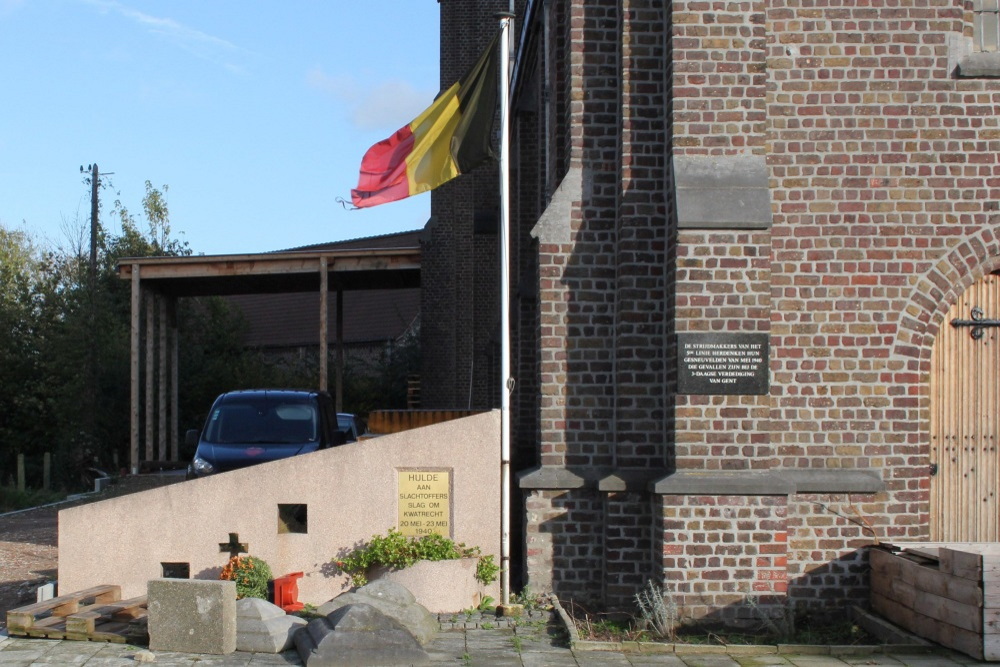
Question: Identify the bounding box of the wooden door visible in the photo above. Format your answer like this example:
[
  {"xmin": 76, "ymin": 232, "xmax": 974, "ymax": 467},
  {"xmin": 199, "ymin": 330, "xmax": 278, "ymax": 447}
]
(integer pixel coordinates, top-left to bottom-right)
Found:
[{"xmin": 930, "ymin": 273, "xmax": 1000, "ymax": 541}]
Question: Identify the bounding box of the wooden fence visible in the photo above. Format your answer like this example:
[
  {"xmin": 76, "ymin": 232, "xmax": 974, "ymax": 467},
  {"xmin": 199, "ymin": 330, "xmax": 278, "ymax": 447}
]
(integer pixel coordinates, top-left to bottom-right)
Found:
[{"xmin": 366, "ymin": 410, "xmax": 486, "ymax": 436}]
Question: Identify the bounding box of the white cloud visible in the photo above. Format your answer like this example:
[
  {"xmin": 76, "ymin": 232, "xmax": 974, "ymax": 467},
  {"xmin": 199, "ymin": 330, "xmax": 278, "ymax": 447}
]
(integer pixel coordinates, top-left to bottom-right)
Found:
[
  {"xmin": 308, "ymin": 66, "xmax": 436, "ymax": 131},
  {"xmin": 81, "ymin": 0, "xmax": 248, "ymax": 74}
]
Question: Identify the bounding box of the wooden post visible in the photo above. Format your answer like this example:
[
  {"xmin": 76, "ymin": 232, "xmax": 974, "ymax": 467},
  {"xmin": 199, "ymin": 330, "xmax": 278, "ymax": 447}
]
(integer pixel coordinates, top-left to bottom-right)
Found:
[
  {"xmin": 145, "ymin": 291, "xmax": 155, "ymax": 464},
  {"xmin": 158, "ymin": 298, "xmax": 167, "ymax": 462},
  {"xmin": 336, "ymin": 285, "xmax": 344, "ymax": 413},
  {"xmin": 169, "ymin": 298, "xmax": 179, "ymax": 461},
  {"xmin": 319, "ymin": 257, "xmax": 328, "ymax": 392},
  {"xmin": 16, "ymin": 454, "xmax": 24, "ymax": 492},
  {"xmin": 43, "ymin": 452, "xmax": 50, "ymax": 490},
  {"xmin": 130, "ymin": 264, "xmax": 141, "ymax": 474}
]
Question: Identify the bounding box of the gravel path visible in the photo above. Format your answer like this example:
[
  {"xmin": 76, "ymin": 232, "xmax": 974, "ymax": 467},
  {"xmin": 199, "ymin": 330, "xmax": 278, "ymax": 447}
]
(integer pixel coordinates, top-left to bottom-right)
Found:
[
  {"xmin": 0, "ymin": 503, "xmax": 60, "ymax": 629},
  {"xmin": 0, "ymin": 475, "xmax": 184, "ymax": 630}
]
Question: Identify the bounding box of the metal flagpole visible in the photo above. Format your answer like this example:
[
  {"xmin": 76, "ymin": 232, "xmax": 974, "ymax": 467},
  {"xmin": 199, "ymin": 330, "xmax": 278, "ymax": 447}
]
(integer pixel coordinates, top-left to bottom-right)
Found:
[{"xmin": 497, "ymin": 10, "xmax": 514, "ymax": 607}]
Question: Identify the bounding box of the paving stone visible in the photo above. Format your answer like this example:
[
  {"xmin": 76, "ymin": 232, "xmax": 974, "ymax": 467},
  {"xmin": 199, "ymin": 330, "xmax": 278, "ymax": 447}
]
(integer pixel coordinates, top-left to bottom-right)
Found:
[
  {"xmin": 676, "ymin": 655, "xmax": 743, "ymax": 667},
  {"xmin": 520, "ymin": 653, "xmax": 581, "ymax": 666},
  {"xmin": 573, "ymin": 649, "xmax": 635, "ymax": 665}
]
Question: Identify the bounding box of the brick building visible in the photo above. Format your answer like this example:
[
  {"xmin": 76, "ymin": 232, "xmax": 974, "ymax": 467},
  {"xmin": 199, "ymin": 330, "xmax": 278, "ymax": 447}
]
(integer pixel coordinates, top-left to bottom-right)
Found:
[{"xmin": 423, "ymin": 0, "xmax": 1000, "ymax": 625}]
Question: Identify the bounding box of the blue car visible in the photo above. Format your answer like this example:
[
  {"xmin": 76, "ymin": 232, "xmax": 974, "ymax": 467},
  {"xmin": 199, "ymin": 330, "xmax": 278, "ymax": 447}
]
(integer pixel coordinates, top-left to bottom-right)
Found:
[{"xmin": 186, "ymin": 389, "xmax": 359, "ymax": 479}]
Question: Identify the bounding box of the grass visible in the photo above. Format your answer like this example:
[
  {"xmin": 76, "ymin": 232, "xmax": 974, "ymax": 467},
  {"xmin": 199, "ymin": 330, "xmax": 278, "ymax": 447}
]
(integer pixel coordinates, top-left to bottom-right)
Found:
[
  {"xmin": 0, "ymin": 485, "xmax": 65, "ymax": 513},
  {"xmin": 569, "ymin": 604, "xmax": 876, "ymax": 647}
]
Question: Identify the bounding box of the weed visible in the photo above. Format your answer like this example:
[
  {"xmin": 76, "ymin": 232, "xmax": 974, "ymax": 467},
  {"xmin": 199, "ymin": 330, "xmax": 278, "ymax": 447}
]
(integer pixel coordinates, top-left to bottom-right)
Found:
[
  {"xmin": 634, "ymin": 580, "xmax": 677, "ymax": 641},
  {"xmin": 512, "ymin": 586, "xmax": 545, "ymax": 611},
  {"xmin": 511, "ymin": 636, "xmax": 522, "ymax": 653}
]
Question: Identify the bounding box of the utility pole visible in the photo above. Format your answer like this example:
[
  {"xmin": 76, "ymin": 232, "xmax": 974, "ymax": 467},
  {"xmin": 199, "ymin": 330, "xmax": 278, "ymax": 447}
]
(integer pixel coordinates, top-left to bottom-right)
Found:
[
  {"xmin": 81, "ymin": 162, "xmax": 110, "ymax": 476},
  {"xmin": 90, "ymin": 163, "xmax": 98, "ymax": 285}
]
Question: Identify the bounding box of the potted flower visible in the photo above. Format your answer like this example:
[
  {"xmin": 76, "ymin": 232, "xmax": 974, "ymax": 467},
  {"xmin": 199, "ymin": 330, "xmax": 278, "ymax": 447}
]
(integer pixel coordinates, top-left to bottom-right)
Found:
[
  {"xmin": 219, "ymin": 554, "xmax": 272, "ymax": 600},
  {"xmin": 333, "ymin": 529, "xmax": 499, "ymax": 612}
]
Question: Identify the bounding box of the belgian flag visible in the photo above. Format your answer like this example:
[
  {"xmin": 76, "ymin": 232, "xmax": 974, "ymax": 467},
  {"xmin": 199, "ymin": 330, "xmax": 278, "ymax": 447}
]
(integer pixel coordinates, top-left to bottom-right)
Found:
[{"xmin": 351, "ymin": 31, "xmax": 500, "ymax": 208}]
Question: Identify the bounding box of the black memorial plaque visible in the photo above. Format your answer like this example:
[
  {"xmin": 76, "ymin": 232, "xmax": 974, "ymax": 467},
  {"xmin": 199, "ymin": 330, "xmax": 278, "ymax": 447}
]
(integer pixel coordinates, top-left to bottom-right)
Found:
[{"xmin": 677, "ymin": 333, "xmax": 769, "ymax": 395}]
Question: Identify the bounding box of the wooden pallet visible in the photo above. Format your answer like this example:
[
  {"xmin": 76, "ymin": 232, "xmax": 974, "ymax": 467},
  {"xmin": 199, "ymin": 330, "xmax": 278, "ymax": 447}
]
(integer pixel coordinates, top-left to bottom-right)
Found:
[{"xmin": 7, "ymin": 585, "xmax": 148, "ymax": 643}]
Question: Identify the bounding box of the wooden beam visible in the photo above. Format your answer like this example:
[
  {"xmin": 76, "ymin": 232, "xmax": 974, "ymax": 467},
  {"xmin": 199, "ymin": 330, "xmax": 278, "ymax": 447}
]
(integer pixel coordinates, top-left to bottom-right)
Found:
[
  {"xmin": 117, "ymin": 250, "xmax": 420, "ymax": 281},
  {"xmin": 319, "ymin": 257, "xmax": 328, "ymax": 392},
  {"xmin": 336, "ymin": 285, "xmax": 344, "ymax": 413},
  {"xmin": 158, "ymin": 297, "xmax": 167, "ymax": 462},
  {"xmin": 145, "ymin": 292, "xmax": 154, "ymax": 463},
  {"xmin": 130, "ymin": 265, "xmax": 140, "ymax": 474},
  {"xmin": 169, "ymin": 299, "xmax": 179, "ymax": 462}
]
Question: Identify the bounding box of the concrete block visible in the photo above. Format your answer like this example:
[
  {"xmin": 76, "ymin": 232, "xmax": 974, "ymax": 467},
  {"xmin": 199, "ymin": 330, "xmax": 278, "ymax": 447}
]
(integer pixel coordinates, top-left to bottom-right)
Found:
[
  {"xmin": 236, "ymin": 597, "xmax": 307, "ymax": 653},
  {"xmin": 296, "ymin": 603, "xmax": 429, "ymax": 666},
  {"xmin": 147, "ymin": 578, "xmax": 236, "ymax": 654},
  {"xmin": 317, "ymin": 580, "xmax": 437, "ymax": 645}
]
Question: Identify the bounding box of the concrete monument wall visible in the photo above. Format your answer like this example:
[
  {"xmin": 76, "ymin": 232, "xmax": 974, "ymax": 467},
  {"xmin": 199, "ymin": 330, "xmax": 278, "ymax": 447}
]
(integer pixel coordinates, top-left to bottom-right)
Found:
[{"xmin": 58, "ymin": 411, "xmax": 501, "ymax": 606}]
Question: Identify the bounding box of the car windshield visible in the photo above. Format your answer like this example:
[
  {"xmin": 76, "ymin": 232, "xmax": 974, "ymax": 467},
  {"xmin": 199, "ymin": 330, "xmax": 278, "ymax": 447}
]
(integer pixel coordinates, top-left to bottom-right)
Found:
[
  {"xmin": 204, "ymin": 399, "xmax": 318, "ymax": 445},
  {"xmin": 337, "ymin": 415, "xmax": 354, "ymax": 434}
]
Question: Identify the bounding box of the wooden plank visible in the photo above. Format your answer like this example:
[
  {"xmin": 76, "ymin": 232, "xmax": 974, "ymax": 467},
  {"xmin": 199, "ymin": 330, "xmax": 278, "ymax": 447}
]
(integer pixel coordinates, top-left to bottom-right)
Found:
[
  {"xmin": 912, "ymin": 587, "xmax": 982, "ymax": 634},
  {"xmin": 65, "ymin": 596, "xmax": 147, "ymax": 635},
  {"xmin": 940, "ymin": 547, "xmax": 983, "ymax": 580},
  {"xmin": 984, "ymin": 633, "xmax": 1000, "ymax": 661},
  {"xmin": 367, "ymin": 409, "xmax": 486, "ymax": 434},
  {"xmin": 984, "ymin": 608, "xmax": 1000, "ymax": 634},
  {"xmin": 130, "ymin": 264, "xmax": 140, "ymax": 473},
  {"xmin": 873, "ymin": 592, "xmax": 984, "ymax": 660},
  {"xmin": 870, "ymin": 549, "xmax": 984, "ymax": 606},
  {"xmin": 871, "ymin": 573, "xmax": 917, "ymax": 608},
  {"xmin": 7, "ymin": 585, "xmax": 120, "ymax": 633},
  {"xmin": 65, "ymin": 619, "xmax": 135, "ymax": 643}
]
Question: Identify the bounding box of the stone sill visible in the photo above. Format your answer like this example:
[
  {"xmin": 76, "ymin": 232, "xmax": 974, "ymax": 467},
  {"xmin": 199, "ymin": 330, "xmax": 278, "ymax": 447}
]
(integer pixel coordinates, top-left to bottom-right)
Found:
[
  {"xmin": 957, "ymin": 52, "xmax": 1000, "ymax": 77},
  {"xmin": 519, "ymin": 466, "xmax": 885, "ymax": 495}
]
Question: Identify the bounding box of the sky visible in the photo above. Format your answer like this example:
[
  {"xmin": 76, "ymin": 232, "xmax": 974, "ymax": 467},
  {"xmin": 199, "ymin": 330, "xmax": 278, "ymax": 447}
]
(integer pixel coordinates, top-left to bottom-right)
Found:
[{"xmin": 0, "ymin": 0, "xmax": 440, "ymax": 255}]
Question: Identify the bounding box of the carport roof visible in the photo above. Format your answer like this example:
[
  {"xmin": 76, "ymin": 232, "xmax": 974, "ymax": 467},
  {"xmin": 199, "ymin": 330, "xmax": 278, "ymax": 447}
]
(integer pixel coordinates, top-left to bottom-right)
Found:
[{"xmin": 116, "ymin": 245, "xmax": 421, "ymax": 297}]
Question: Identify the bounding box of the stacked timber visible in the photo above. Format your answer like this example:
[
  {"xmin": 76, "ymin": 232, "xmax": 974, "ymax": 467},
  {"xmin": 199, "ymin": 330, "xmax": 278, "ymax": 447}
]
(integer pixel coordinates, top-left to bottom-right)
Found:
[
  {"xmin": 870, "ymin": 543, "xmax": 1000, "ymax": 661},
  {"xmin": 6, "ymin": 585, "xmax": 147, "ymax": 643},
  {"xmin": 366, "ymin": 409, "xmax": 485, "ymax": 435}
]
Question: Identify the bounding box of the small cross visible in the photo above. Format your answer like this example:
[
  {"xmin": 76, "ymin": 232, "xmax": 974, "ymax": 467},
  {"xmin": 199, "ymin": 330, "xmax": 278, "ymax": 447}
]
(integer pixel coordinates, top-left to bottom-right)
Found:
[{"xmin": 219, "ymin": 532, "xmax": 248, "ymax": 559}]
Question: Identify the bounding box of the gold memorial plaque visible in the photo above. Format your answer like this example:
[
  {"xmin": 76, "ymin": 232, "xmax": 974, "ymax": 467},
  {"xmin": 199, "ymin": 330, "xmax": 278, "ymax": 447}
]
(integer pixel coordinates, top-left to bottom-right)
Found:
[{"xmin": 397, "ymin": 470, "xmax": 451, "ymax": 537}]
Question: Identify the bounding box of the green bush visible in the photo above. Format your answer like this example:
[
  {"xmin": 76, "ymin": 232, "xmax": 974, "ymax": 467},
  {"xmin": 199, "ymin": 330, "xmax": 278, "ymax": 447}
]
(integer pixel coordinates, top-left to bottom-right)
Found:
[
  {"xmin": 0, "ymin": 485, "xmax": 65, "ymax": 513},
  {"xmin": 219, "ymin": 555, "xmax": 272, "ymax": 600},
  {"xmin": 334, "ymin": 528, "xmax": 498, "ymax": 587}
]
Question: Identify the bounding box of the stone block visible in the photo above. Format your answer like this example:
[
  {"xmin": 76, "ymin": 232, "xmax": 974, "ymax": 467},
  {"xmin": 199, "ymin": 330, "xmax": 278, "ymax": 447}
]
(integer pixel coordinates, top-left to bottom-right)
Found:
[
  {"xmin": 317, "ymin": 579, "xmax": 437, "ymax": 645},
  {"xmin": 295, "ymin": 603, "xmax": 429, "ymax": 666},
  {"xmin": 236, "ymin": 597, "xmax": 307, "ymax": 653},
  {"xmin": 147, "ymin": 579, "xmax": 236, "ymax": 654}
]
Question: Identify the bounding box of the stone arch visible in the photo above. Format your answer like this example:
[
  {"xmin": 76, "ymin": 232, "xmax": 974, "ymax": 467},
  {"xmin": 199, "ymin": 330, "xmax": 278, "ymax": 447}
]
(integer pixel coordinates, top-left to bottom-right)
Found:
[
  {"xmin": 893, "ymin": 226, "xmax": 1000, "ymax": 373},
  {"xmin": 888, "ymin": 225, "xmax": 1000, "ymax": 493}
]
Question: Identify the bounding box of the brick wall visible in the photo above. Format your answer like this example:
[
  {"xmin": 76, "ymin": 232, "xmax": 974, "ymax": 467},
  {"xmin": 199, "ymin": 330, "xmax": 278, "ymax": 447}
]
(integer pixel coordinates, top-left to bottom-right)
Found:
[
  {"xmin": 766, "ymin": 0, "xmax": 1000, "ymax": 618},
  {"xmin": 423, "ymin": 0, "xmax": 514, "ymax": 411},
  {"xmin": 661, "ymin": 494, "xmax": 787, "ymax": 626},
  {"xmin": 435, "ymin": 0, "xmax": 1000, "ymax": 625},
  {"xmin": 674, "ymin": 232, "xmax": 772, "ymax": 471}
]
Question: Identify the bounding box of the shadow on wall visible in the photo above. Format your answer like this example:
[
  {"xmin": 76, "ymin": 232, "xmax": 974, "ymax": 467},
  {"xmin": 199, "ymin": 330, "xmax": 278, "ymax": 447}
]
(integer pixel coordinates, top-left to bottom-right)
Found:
[{"xmin": 660, "ymin": 547, "xmax": 871, "ymax": 632}]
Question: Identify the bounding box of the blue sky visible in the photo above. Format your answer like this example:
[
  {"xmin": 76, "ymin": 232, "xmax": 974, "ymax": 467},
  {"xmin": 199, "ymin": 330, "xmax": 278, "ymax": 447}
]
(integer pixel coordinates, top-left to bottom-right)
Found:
[{"xmin": 0, "ymin": 0, "xmax": 440, "ymax": 255}]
